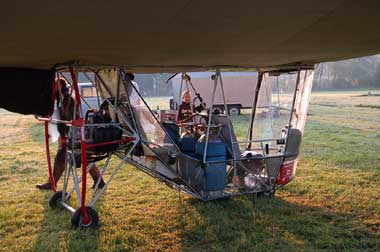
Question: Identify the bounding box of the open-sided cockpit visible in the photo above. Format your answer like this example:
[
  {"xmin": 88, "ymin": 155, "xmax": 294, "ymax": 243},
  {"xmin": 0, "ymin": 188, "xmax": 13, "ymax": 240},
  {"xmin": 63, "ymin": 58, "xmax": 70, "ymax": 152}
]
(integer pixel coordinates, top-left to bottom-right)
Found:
[{"xmin": 37, "ymin": 65, "xmax": 314, "ymax": 227}]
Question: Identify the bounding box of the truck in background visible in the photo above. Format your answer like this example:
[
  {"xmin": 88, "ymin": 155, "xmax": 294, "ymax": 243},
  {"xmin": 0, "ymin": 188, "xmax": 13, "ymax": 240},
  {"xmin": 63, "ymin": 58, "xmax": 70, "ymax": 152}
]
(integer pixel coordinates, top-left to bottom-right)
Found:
[{"xmin": 170, "ymin": 72, "xmax": 271, "ymax": 115}]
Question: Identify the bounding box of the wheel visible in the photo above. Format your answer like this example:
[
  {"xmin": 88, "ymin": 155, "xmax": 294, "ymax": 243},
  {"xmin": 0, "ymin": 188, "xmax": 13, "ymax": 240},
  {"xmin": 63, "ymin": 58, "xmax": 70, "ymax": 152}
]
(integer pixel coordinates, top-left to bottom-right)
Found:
[
  {"xmin": 257, "ymin": 189, "xmax": 276, "ymax": 198},
  {"xmin": 49, "ymin": 190, "xmax": 69, "ymax": 208},
  {"xmin": 71, "ymin": 206, "xmax": 100, "ymax": 228},
  {"xmin": 228, "ymin": 106, "xmax": 240, "ymax": 116},
  {"xmin": 212, "ymin": 107, "xmax": 224, "ymax": 115}
]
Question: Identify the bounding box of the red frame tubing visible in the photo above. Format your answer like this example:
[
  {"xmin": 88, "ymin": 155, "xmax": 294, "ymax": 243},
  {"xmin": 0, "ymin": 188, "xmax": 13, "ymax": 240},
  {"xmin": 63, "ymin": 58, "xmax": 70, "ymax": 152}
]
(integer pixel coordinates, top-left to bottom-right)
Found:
[
  {"xmin": 43, "ymin": 73, "xmax": 58, "ymax": 192},
  {"xmin": 69, "ymin": 68, "xmax": 82, "ymax": 117},
  {"xmin": 44, "ymin": 121, "xmax": 56, "ymax": 192},
  {"xmin": 69, "ymin": 68, "xmax": 90, "ymax": 225},
  {"xmin": 80, "ymin": 126, "xmax": 90, "ymax": 224}
]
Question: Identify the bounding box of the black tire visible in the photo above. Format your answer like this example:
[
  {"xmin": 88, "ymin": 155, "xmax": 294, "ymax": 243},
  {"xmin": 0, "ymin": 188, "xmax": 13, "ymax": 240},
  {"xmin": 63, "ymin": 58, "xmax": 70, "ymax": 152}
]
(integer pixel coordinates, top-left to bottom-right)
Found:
[
  {"xmin": 49, "ymin": 190, "xmax": 68, "ymax": 209},
  {"xmin": 71, "ymin": 206, "xmax": 100, "ymax": 228},
  {"xmin": 212, "ymin": 107, "xmax": 224, "ymax": 115},
  {"xmin": 228, "ymin": 106, "xmax": 241, "ymax": 116}
]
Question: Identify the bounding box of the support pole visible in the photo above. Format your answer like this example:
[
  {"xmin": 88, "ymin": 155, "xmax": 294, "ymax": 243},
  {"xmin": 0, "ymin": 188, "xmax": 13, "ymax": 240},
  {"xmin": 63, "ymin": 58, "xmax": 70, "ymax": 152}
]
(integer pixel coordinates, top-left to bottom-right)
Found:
[
  {"xmin": 284, "ymin": 68, "xmax": 301, "ymax": 153},
  {"xmin": 69, "ymin": 67, "xmax": 90, "ymax": 225},
  {"xmin": 203, "ymin": 72, "xmax": 219, "ymax": 163},
  {"xmin": 247, "ymin": 72, "xmax": 264, "ymax": 150},
  {"xmin": 69, "ymin": 68, "xmax": 82, "ymax": 118},
  {"xmin": 218, "ymin": 70, "xmax": 238, "ymax": 192},
  {"xmin": 44, "ymin": 121, "xmax": 56, "ymax": 192},
  {"xmin": 176, "ymin": 73, "xmax": 185, "ymax": 122},
  {"xmin": 44, "ymin": 73, "xmax": 58, "ymax": 192}
]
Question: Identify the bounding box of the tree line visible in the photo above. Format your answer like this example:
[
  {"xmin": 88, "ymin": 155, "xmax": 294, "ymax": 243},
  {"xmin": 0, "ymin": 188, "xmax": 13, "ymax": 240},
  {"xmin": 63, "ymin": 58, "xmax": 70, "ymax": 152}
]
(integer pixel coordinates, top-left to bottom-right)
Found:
[
  {"xmin": 313, "ymin": 54, "xmax": 380, "ymax": 90},
  {"xmin": 134, "ymin": 55, "xmax": 380, "ymax": 97}
]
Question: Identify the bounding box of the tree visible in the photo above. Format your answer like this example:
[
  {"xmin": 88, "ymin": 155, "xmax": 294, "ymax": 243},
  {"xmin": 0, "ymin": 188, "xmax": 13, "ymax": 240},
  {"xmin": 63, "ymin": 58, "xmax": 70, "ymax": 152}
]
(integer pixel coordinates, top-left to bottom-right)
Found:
[{"xmin": 313, "ymin": 54, "xmax": 380, "ymax": 90}]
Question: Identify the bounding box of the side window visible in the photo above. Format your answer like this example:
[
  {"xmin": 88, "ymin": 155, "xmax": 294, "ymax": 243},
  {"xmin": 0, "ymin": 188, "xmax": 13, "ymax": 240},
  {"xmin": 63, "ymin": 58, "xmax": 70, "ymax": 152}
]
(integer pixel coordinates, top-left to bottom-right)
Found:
[{"xmin": 81, "ymin": 86, "xmax": 97, "ymax": 98}]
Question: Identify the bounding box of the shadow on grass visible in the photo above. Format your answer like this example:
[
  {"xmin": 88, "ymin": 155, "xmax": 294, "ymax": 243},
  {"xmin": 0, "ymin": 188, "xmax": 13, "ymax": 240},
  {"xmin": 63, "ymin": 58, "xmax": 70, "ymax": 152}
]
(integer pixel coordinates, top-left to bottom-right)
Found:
[
  {"xmin": 178, "ymin": 195, "xmax": 380, "ymax": 252},
  {"xmin": 34, "ymin": 192, "xmax": 100, "ymax": 252}
]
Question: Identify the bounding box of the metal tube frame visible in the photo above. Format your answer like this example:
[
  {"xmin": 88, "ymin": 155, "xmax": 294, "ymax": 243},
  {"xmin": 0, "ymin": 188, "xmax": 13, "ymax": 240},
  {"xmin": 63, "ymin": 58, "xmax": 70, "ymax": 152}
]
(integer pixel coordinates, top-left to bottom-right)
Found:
[
  {"xmin": 175, "ymin": 73, "xmax": 185, "ymax": 122},
  {"xmin": 217, "ymin": 70, "xmax": 238, "ymax": 192},
  {"xmin": 42, "ymin": 66, "xmax": 137, "ymax": 225},
  {"xmin": 43, "ymin": 64, "xmax": 314, "ymax": 216},
  {"xmin": 202, "ymin": 72, "xmax": 219, "ymax": 163},
  {"xmin": 247, "ymin": 72, "xmax": 264, "ymax": 150},
  {"xmin": 119, "ymin": 68, "xmax": 180, "ymax": 152},
  {"xmin": 284, "ymin": 68, "xmax": 301, "ymax": 153}
]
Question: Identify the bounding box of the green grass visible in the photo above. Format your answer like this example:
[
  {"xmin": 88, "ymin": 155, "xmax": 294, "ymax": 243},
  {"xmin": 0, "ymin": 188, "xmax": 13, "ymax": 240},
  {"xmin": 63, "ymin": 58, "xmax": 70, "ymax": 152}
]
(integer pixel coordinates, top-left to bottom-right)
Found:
[
  {"xmin": 28, "ymin": 124, "xmax": 45, "ymax": 143},
  {"xmin": 1, "ymin": 91, "xmax": 380, "ymax": 251},
  {"xmin": 355, "ymin": 104, "xmax": 380, "ymax": 109},
  {"xmin": 302, "ymin": 120, "xmax": 380, "ymax": 171}
]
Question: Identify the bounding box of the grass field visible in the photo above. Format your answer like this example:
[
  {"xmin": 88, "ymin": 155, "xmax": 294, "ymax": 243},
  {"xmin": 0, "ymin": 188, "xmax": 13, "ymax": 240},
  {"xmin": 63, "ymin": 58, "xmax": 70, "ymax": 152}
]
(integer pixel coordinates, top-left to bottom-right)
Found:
[{"xmin": 0, "ymin": 90, "xmax": 379, "ymax": 251}]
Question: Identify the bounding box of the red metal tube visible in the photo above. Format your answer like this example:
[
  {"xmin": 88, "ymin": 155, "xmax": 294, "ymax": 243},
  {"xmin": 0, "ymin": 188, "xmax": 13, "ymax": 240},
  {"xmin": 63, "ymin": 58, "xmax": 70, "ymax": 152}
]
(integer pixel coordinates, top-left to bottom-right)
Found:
[
  {"xmin": 44, "ymin": 121, "xmax": 56, "ymax": 192},
  {"xmin": 69, "ymin": 67, "xmax": 82, "ymax": 117},
  {"xmin": 69, "ymin": 68, "xmax": 90, "ymax": 224},
  {"xmin": 81, "ymin": 134, "xmax": 90, "ymax": 225}
]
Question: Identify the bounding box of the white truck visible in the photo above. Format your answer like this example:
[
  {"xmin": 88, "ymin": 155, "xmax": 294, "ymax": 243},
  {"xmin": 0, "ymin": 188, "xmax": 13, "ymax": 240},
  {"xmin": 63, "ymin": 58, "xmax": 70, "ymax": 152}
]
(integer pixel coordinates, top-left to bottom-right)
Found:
[{"xmin": 170, "ymin": 72, "xmax": 271, "ymax": 115}]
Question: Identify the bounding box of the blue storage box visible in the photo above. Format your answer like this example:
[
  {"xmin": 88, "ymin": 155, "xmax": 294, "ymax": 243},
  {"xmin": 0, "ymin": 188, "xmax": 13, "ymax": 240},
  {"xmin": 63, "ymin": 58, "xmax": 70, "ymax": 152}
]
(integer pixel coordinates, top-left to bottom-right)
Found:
[
  {"xmin": 179, "ymin": 137, "xmax": 198, "ymax": 152},
  {"xmin": 204, "ymin": 156, "xmax": 227, "ymax": 191},
  {"xmin": 162, "ymin": 122, "xmax": 180, "ymax": 145},
  {"xmin": 195, "ymin": 142, "xmax": 227, "ymax": 191},
  {"xmin": 195, "ymin": 142, "xmax": 227, "ymax": 157}
]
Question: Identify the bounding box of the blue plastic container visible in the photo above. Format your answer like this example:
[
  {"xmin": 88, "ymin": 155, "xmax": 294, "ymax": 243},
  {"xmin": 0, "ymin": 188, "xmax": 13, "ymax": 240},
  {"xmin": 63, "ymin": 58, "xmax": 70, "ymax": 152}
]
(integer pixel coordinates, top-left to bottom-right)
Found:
[
  {"xmin": 162, "ymin": 122, "xmax": 179, "ymax": 145},
  {"xmin": 195, "ymin": 142, "xmax": 227, "ymax": 157},
  {"xmin": 195, "ymin": 142, "xmax": 227, "ymax": 191},
  {"xmin": 204, "ymin": 156, "xmax": 227, "ymax": 191},
  {"xmin": 179, "ymin": 136, "xmax": 198, "ymax": 152}
]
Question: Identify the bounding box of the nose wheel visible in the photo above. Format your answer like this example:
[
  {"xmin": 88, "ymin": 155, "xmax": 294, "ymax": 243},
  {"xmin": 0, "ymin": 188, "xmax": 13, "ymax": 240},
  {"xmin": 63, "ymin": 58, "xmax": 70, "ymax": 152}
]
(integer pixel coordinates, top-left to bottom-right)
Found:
[
  {"xmin": 49, "ymin": 190, "xmax": 70, "ymax": 208},
  {"xmin": 71, "ymin": 206, "xmax": 100, "ymax": 228}
]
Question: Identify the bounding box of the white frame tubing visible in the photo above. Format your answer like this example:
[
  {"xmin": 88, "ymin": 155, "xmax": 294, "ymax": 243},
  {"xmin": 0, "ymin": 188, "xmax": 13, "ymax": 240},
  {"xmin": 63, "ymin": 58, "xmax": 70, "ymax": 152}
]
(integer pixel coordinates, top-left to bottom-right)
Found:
[{"xmin": 203, "ymin": 71, "xmax": 219, "ymax": 163}]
